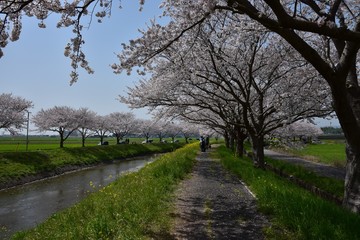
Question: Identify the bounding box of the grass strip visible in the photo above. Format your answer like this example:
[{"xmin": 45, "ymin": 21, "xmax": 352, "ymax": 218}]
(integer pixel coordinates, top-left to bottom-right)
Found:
[
  {"xmin": 12, "ymin": 143, "xmax": 198, "ymax": 240},
  {"xmin": 215, "ymin": 145, "xmax": 360, "ymax": 240},
  {"xmin": 0, "ymin": 143, "xmax": 184, "ymax": 185},
  {"xmin": 264, "ymin": 156, "xmax": 344, "ymax": 199}
]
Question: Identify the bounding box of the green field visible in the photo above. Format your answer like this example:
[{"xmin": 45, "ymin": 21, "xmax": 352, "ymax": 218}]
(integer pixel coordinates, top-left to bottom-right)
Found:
[
  {"xmin": 0, "ymin": 136, "xmax": 192, "ymax": 152},
  {"xmin": 0, "ymin": 136, "xmax": 101, "ymax": 151},
  {"xmin": 274, "ymin": 140, "xmax": 346, "ymax": 167}
]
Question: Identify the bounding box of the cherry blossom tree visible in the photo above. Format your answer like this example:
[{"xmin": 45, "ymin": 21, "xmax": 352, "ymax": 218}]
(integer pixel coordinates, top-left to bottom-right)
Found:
[
  {"xmin": 77, "ymin": 107, "xmax": 97, "ymax": 147},
  {"xmin": 92, "ymin": 115, "xmax": 111, "ymax": 145},
  {"xmin": 178, "ymin": 122, "xmax": 199, "ymax": 143},
  {"xmin": 107, "ymin": 112, "xmax": 137, "ymax": 144},
  {"xmin": 152, "ymin": 120, "xmax": 170, "ymax": 142},
  {"xmin": 218, "ymin": 1, "xmax": 360, "ymax": 212},
  {"xmin": 120, "ymin": 13, "xmax": 331, "ymax": 167},
  {"xmin": 0, "ymin": 93, "xmax": 33, "ymax": 134},
  {"xmin": 166, "ymin": 122, "xmax": 182, "ymax": 143},
  {"xmin": 32, "ymin": 106, "xmax": 79, "ymax": 147},
  {"xmin": 272, "ymin": 119, "xmax": 324, "ymax": 145},
  {"xmin": 137, "ymin": 119, "xmax": 157, "ymax": 142}
]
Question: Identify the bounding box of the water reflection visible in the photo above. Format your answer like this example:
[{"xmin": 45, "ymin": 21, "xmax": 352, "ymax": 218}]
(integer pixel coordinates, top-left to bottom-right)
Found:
[{"xmin": 0, "ymin": 155, "xmax": 158, "ymax": 239}]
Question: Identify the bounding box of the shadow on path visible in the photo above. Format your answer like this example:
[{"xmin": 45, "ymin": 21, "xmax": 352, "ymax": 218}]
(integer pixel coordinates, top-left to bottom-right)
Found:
[{"xmin": 172, "ymin": 147, "xmax": 269, "ymax": 240}]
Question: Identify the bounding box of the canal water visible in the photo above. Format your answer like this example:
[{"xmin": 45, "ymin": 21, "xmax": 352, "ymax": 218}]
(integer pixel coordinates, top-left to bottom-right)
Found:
[{"xmin": 0, "ymin": 154, "xmax": 159, "ymax": 239}]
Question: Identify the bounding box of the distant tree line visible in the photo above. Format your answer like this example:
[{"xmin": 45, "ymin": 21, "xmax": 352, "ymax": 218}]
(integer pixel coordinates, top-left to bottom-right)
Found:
[
  {"xmin": 0, "ymin": 94, "xmax": 212, "ymax": 148},
  {"xmin": 321, "ymin": 127, "xmax": 344, "ymax": 135}
]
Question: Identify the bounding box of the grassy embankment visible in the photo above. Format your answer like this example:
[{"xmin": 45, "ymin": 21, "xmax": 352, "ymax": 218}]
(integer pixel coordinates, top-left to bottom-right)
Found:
[
  {"xmin": 266, "ymin": 140, "xmax": 346, "ymax": 198},
  {"xmin": 0, "ymin": 142, "xmax": 184, "ymax": 186},
  {"xmin": 216, "ymin": 145, "xmax": 360, "ymax": 240},
  {"xmin": 264, "ymin": 155, "xmax": 344, "ymax": 199},
  {"xmin": 12, "ymin": 143, "xmax": 198, "ymax": 240}
]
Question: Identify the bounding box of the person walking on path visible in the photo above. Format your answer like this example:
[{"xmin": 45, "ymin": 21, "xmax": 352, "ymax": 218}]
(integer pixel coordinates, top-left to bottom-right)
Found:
[{"xmin": 172, "ymin": 145, "xmax": 269, "ymax": 240}]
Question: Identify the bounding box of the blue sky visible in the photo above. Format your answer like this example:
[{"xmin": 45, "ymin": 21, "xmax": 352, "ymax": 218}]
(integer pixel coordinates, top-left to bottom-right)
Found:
[
  {"xmin": 0, "ymin": 0, "xmax": 339, "ymax": 131},
  {"xmin": 1, "ymin": 0, "xmax": 164, "ymax": 129}
]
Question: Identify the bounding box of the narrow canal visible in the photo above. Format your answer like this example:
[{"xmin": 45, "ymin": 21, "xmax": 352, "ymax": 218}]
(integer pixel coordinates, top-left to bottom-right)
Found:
[{"xmin": 0, "ymin": 154, "xmax": 159, "ymax": 239}]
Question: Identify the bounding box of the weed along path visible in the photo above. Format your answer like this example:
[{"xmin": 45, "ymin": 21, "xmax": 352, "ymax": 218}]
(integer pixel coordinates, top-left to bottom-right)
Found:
[{"xmin": 172, "ymin": 146, "xmax": 269, "ymax": 240}]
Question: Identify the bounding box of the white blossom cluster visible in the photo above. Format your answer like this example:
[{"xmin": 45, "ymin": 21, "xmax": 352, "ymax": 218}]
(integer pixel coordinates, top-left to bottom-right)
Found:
[
  {"xmin": 115, "ymin": 0, "xmax": 359, "ymax": 78},
  {"xmin": 0, "ymin": 93, "xmax": 33, "ymax": 134},
  {"xmin": 120, "ymin": 8, "xmax": 332, "ymax": 134},
  {"xmin": 1, "ymin": 0, "xmax": 359, "ymax": 84},
  {"xmin": 0, "ymin": 0, "xmax": 129, "ymax": 84},
  {"xmin": 112, "ymin": 0, "xmax": 225, "ymax": 75},
  {"xmin": 272, "ymin": 119, "xmax": 324, "ymax": 139}
]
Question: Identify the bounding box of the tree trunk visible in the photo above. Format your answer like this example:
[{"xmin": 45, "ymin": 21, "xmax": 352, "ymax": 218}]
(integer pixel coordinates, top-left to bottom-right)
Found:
[
  {"xmin": 250, "ymin": 134, "xmax": 265, "ymax": 169},
  {"xmin": 224, "ymin": 131, "xmax": 230, "ymax": 148},
  {"xmin": 229, "ymin": 132, "xmax": 235, "ymax": 151},
  {"xmin": 60, "ymin": 134, "xmax": 64, "ymax": 148},
  {"xmin": 235, "ymin": 138, "xmax": 244, "ymax": 158},
  {"xmin": 79, "ymin": 129, "xmax": 86, "ymax": 147},
  {"xmin": 331, "ymin": 79, "xmax": 360, "ymax": 213},
  {"xmin": 343, "ymin": 144, "xmax": 360, "ymax": 213},
  {"xmin": 235, "ymin": 127, "xmax": 247, "ymax": 158}
]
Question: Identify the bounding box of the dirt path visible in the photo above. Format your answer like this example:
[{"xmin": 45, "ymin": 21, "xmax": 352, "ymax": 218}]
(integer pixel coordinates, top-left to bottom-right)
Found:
[
  {"xmin": 171, "ymin": 147, "xmax": 269, "ymax": 240},
  {"xmin": 264, "ymin": 149, "xmax": 346, "ymax": 180}
]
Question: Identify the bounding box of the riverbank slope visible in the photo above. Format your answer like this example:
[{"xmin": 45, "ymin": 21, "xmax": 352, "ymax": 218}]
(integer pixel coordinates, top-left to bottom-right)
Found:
[{"xmin": 0, "ymin": 143, "xmax": 184, "ymax": 190}]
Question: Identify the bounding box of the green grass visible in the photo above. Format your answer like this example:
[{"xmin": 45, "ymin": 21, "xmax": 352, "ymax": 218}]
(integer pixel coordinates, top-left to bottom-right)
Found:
[
  {"xmin": 12, "ymin": 144, "xmax": 198, "ymax": 240},
  {"xmin": 0, "ymin": 136, "xmax": 194, "ymax": 152},
  {"xmin": 0, "ymin": 136, "xmax": 104, "ymax": 151},
  {"xmin": 273, "ymin": 140, "xmax": 346, "ymax": 167},
  {"xmin": 216, "ymin": 146, "xmax": 360, "ymax": 240},
  {"xmin": 265, "ymin": 156, "xmax": 344, "ymax": 198},
  {"xmin": 0, "ymin": 143, "xmax": 185, "ymax": 185}
]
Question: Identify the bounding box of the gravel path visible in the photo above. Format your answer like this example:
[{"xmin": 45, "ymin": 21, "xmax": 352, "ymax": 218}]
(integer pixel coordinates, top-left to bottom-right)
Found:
[
  {"xmin": 264, "ymin": 149, "xmax": 346, "ymax": 180},
  {"xmin": 171, "ymin": 147, "xmax": 269, "ymax": 240}
]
